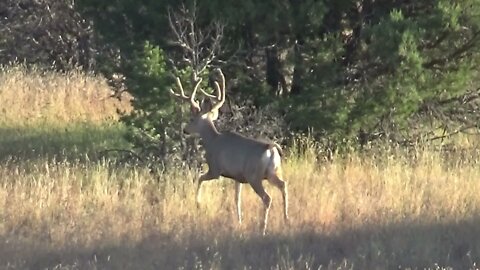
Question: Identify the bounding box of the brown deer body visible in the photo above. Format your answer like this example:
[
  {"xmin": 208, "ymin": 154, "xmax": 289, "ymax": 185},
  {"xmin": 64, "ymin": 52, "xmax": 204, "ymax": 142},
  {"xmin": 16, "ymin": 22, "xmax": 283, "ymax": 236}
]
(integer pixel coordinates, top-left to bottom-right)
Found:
[{"xmin": 170, "ymin": 68, "xmax": 288, "ymax": 235}]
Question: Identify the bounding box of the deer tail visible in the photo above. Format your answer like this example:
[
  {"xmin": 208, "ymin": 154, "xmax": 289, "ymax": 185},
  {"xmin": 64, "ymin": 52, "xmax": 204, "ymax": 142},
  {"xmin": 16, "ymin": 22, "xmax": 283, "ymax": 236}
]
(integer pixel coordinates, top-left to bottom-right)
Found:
[{"xmin": 272, "ymin": 142, "xmax": 283, "ymax": 158}]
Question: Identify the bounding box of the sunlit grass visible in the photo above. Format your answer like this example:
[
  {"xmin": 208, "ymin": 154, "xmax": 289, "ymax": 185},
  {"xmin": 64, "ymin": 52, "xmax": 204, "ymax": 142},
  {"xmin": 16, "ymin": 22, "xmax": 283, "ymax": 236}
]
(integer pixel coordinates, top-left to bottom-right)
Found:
[
  {"xmin": 0, "ymin": 66, "xmax": 479, "ymax": 269},
  {"xmin": 0, "ymin": 65, "xmax": 131, "ymax": 162},
  {"xmin": 1, "ymin": 149, "xmax": 480, "ymax": 269},
  {"xmin": 0, "ymin": 65, "xmax": 131, "ymax": 125}
]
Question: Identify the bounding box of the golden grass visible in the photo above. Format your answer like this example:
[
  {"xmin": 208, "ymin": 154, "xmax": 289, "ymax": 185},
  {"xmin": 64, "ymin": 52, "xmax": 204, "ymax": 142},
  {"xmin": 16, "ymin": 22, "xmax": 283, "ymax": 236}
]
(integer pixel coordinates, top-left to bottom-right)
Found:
[
  {"xmin": 0, "ymin": 151, "xmax": 480, "ymax": 269},
  {"xmin": 0, "ymin": 66, "xmax": 131, "ymax": 126},
  {"xmin": 0, "ymin": 66, "xmax": 130, "ymax": 161},
  {"xmin": 0, "ymin": 66, "xmax": 480, "ymax": 269}
]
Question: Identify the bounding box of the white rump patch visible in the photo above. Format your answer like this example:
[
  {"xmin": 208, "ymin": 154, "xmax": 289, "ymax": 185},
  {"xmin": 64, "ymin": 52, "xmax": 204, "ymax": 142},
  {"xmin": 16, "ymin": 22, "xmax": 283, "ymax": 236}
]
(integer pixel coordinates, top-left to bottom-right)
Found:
[
  {"xmin": 261, "ymin": 149, "xmax": 272, "ymax": 164},
  {"xmin": 261, "ymin": 147, "xmax": 281, "ymax": 176}
]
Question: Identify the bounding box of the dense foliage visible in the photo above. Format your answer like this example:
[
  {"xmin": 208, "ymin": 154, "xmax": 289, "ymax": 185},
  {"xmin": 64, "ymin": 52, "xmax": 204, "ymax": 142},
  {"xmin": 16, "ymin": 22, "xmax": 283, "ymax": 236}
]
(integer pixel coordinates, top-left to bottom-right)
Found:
[
  {"xmin": 0, "ymin": 0, "xmax": 95, "ymax": 70},
  {"xmin": 3, "ymin": 0, "xmax": 480, "ymax": 156}
]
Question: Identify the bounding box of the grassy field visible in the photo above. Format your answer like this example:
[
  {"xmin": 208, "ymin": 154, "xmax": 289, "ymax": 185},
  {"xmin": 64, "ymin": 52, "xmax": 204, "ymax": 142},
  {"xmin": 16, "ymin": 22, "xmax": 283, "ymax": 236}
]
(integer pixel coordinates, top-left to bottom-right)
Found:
[
  {"xmin": 0, "ymin": 66, "xmax": 130, "ymax": 161},
  {"xmin": 1, "ymin": 67, "xmax": 480, "ymax": 269}
]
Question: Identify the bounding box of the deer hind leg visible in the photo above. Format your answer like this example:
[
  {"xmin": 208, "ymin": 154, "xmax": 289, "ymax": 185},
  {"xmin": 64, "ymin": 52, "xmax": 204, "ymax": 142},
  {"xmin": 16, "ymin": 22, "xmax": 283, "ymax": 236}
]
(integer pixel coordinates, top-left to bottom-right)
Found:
[
  {"xmin": 249, "ymin": 180, "xmax": 272, "ymax": 235},
  {"xmin": 235, "ymin": 182, "xmax": 243, "ymax": 224},
  {"xmin": 267, "ymin": 174, "xmax": 289, "ymax": 222}
]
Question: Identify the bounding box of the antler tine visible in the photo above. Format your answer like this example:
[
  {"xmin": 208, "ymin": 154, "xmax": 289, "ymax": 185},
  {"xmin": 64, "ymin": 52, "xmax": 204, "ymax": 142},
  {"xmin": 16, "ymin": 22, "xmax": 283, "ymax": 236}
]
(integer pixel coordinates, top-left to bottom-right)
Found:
[
  {"xmin": 215, "ymin": 81, "xmax": 222, "ymax": 102},
  {"xmin": 192, "ymin": 70, "xmax": 222, "ymax": 101},
  {"xmin": 169, "ymin": 76, "xmax": 201, "ymax": 111},
  {"xmin": 210, "ymin": 68, "xmax": 226, "ymax": 112},
  {"xmin": 190, "ymin": 77, "xmax": 203, "ymax": 109},
  {"xmin": 169, "ymin": 77, "xmax": 189, "ymax": 100},
  {"xmin": 199, "ymin": 88, "xmax": 218, "ymax": 99}
]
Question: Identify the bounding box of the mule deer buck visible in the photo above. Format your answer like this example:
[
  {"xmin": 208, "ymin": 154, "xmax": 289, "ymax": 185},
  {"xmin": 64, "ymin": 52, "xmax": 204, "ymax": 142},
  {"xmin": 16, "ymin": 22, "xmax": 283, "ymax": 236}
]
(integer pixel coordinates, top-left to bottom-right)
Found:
[{"xmin": 170, "ymin": 68, "xmax": 288, "ymax": 235}]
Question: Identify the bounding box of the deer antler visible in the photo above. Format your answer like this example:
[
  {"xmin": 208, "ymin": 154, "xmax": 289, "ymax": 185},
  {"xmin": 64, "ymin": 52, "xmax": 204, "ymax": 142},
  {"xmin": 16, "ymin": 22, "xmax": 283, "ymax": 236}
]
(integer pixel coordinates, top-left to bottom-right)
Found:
[
  {"xmin": 197, "ymin": 70, "xmax": 223, "ymax": 102},
  {"xmin": 209, "ymin": 68, "xmax": 225, "ymax": 112},
  {"xmin": 170, "ymin": 76, "xmax": 203, "ymax": 111},
  {"xmin": 198, "ymin": 88, "xmax": 219, "ymax": 100}
]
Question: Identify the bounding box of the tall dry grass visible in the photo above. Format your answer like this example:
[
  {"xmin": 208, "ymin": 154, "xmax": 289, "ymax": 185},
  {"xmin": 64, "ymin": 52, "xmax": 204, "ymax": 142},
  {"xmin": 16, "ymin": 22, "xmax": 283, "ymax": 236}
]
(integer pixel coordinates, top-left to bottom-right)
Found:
[
  {"xmin": 0, "ymin": 66, "xmax": 130, "ymax": 160},
  {"xmin": 0, "ymin": 66, "xmax": 479, "ymax": 269},
  {"xmin": 0, "ymin": 66, "xmax": 131, "ymax": 125},
  {"xmin": 1, "ymin": 149, "xmax": 480, "ymax": 269}
]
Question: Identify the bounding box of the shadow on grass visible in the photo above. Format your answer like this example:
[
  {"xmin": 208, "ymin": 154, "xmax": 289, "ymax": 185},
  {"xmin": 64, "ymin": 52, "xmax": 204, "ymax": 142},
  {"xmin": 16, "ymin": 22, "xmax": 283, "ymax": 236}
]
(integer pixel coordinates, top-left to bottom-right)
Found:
[
  {"xmin": 0, "ymin": 123, "xmax": 128, "ymax": 162},
  {"xmin": 11, "ymin": 216, "xmax": 480, "ymax": 270}
]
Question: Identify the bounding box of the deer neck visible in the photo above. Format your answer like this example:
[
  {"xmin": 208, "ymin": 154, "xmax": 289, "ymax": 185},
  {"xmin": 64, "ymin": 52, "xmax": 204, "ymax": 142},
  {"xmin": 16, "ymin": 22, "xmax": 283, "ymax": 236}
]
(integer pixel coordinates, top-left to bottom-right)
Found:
[{"xmin": 198, "ymin": 119, "xmax": 220, "ymax": 146}]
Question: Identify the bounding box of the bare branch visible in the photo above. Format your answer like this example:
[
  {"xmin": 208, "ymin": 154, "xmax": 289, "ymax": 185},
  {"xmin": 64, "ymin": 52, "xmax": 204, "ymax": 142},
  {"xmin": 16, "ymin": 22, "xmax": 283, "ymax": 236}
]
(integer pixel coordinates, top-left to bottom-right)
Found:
[
  {"xmin": 167, "ymin": 2, "xmax": 224, "ymax": 80},
  {"xmin": 423, "ymin": 30, "xmax": 480, "ymax": 69},
  {"xmin": 427, "ymin": 125, "xmax": 477, "ymax": 142}
]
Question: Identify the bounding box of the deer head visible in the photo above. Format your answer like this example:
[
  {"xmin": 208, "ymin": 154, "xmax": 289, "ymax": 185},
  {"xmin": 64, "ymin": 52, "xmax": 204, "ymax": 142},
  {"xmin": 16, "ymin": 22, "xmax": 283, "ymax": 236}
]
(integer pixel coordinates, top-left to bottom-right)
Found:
[{"xmin": 170, "ymin": 68, "xmax": 226, "ymax": 135}]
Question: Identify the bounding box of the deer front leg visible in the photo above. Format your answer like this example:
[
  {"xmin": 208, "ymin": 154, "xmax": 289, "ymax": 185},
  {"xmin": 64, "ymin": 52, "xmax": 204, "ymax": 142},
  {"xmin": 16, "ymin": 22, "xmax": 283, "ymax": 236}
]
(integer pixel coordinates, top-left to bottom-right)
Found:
[
  {"xmin": 235, "ymin": 182, "xmax": 243, "ymax": 224},
  {"xmin": 196, "ymin": 171, "xmax": 218, "ymax": 207}
]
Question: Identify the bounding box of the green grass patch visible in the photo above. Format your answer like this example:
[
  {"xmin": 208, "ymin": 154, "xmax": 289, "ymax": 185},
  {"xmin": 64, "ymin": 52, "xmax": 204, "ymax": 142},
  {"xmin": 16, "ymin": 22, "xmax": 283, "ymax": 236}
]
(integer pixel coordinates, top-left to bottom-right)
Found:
[{"xmin": 0, "ymin": 122, "xmax": 129, "ymax": 161}]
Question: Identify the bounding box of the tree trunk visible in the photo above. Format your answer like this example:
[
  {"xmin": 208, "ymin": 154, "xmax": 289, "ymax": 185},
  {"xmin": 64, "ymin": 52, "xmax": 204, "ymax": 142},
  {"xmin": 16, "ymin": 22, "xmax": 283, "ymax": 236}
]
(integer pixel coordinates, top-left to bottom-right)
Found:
[
  {"xmin": 265, "ymin": 46, "xmax": 280, "ymax": 95},
  {"xmin": 266, "ymin": 45, "xmax": 289, "ymax": 96},
  {"xmin": 290, "ymin": 41, "xmax": 304, "ymax": 96}
]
